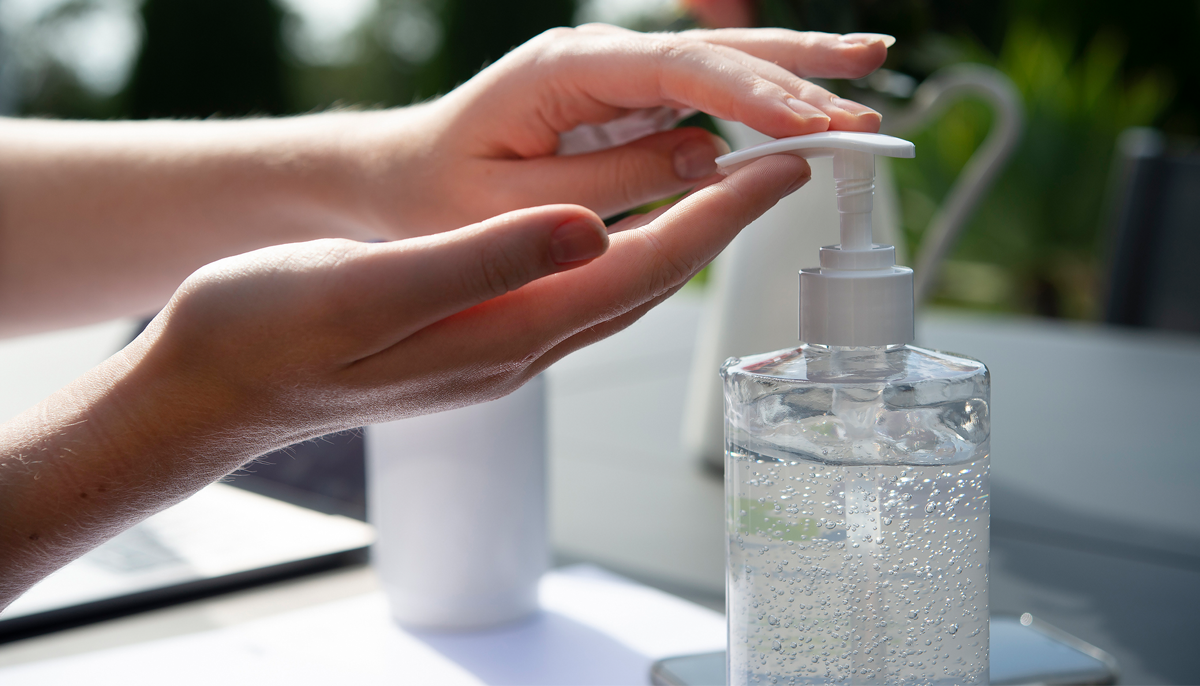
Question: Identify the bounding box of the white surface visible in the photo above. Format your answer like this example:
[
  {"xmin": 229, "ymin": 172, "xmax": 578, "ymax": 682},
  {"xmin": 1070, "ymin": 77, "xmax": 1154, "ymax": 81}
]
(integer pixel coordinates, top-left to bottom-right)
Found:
[
  {"xmin": 0, "ymin": 565, "xmax": 726, "ymax": 686},
  {"xmin": 548, "ymin": 292, "xmax": 726, "ymax": 593},
  {"xmin": 0, "ymin": 318, "xmax": 135, "ymax": 423},
  {"xmin": 1, "ymin": 483, "xmax": 374, "ymax": 620},
  {"xmin": 3, "ymin": 292, "xmax": 1196, "ymax": 683},
  {"xmin": 366, "ymin": 377, "xmax": 547, "ymax": 630}
]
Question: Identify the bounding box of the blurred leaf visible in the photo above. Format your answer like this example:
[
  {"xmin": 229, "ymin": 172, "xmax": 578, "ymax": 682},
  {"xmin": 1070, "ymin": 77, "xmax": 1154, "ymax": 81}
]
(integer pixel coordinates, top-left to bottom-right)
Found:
[{"xmin": 895, "ymin": 20, "xmax": 1172, "ymax": 318}]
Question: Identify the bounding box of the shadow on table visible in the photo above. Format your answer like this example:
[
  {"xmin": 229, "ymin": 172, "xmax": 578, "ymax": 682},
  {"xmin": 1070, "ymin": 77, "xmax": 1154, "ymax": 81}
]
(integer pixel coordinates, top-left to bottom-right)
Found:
[
  {"xmin": 410, "ymin": 609, "xmax": 651, "ymax": 686},
  {"xmin": 991, "ymin": 483, "xmax": 1200, "ymax": 685}
]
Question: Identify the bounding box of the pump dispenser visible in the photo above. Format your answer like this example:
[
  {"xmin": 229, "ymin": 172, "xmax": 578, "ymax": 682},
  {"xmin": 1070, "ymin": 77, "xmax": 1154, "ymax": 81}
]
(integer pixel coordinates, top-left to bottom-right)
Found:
[
  {"xmin": 717, "ymin": 132, "xmax": 991, "ymax": 685},
  {"xmin": 717, "ymin": 132, "xmax": 916, "ymax": 347}
]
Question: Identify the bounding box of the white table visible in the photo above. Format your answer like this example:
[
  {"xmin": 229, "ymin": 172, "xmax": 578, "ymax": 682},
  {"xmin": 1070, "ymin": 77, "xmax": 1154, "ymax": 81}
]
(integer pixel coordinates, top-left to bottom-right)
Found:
[
  {"xmin": 0, "ymin": 565, "xmax": 724, "ymax": 685},
  {"xmin": 3, "ymin": 293, "xmax": 1199, "ymax": 683}
]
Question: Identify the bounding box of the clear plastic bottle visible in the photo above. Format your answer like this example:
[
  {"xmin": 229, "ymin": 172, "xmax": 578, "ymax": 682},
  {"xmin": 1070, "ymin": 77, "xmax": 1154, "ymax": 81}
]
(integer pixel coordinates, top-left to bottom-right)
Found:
[
  {"xmin": 714, "ymin": 132, "xmax": 991, "ymax": 685},
  {"xmin": 722, "ymin": 343, "xmax": 989, "ymax": 685}
]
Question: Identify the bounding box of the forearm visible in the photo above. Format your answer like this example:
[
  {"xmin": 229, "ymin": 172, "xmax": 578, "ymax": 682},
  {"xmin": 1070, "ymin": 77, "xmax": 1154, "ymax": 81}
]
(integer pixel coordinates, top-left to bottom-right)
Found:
[
  {"xmin": 0, "ymin": 330, "xmax": 300, "ymax": 609},
  {"xmin": 0, "ymin": 109, "xmax": 430, "ymax": 337}
]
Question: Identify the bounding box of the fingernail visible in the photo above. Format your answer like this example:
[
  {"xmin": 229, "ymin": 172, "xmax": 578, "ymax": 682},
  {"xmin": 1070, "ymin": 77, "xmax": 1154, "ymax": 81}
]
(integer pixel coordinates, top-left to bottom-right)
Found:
[
  {"xmin": 673, "ymin": 137, "xmax": 723, "ymax": 181},
  {"xmin": 840, "ymin": 33, "xmax": 896, "ymax": 48},
  {"xmin": 832, "ymin": 96, "xmax": 881, "ymax": 119},
  {"xmin": 783, "ymin": 173, "xmax": 812, "ymax": 198},
  {"xmin": 550, "ymin": 217, "xmax": 608, "ymax": 265}
]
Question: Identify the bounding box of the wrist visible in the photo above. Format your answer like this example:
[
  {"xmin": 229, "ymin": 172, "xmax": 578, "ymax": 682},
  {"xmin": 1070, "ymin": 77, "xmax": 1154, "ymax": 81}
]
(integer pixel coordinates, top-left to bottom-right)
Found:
[
  {"xmin": 0, "ymin": 337, "xmax": 267, "ymax": 604},
  {"xmin": 285, "ymin": 105, "xmax": 446, "ymax": 241}
]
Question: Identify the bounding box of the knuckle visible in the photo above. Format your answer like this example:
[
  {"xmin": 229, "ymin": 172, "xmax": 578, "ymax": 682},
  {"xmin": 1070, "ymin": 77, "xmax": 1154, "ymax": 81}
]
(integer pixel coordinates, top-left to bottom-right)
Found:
[
  {"xmin": 575, "ymin": 22, "xmax": 617, "ymax": 34},
  {"xmin": 533, "ymin": 26, "xmax": 576, "ymax": 46},
  {"xmin": 636, "ymin": 226, "xmax": 697, "ymax": 296},
  {"xmin": 608, "ymin": 149, "xmax": 653, "ymax": 209},
  {"xmin": 649, "ymin": 34, "xmax": 695, "ymax": 64},
  {"xmin": 473, "ymin": 235, "xmax": 531, "ymax": 298}
]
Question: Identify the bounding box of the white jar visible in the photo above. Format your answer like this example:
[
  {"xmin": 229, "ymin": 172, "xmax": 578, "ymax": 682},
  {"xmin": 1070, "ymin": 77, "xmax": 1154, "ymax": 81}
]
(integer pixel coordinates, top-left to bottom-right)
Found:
[{"xmin": 366, "ymin": 375, "xmax": 547, "ymax": 630}]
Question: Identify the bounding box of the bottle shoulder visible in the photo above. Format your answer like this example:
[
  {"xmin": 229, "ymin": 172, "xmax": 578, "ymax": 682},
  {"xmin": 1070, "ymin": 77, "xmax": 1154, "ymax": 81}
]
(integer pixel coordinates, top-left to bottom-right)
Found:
[
  {"xmin": 722, "ymin": 343, "xmax": 988, "ymax": 386},
  {"xmin": 722, "ymin": 344, "xmax": 990, "ymax": 467}
]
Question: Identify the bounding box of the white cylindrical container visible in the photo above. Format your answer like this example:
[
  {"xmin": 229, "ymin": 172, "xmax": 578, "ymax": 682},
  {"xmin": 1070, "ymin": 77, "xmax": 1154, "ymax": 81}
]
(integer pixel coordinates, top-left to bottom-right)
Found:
[{"xmin": 365, "ymin": 375, "xmax": 547, "ymax": 630}]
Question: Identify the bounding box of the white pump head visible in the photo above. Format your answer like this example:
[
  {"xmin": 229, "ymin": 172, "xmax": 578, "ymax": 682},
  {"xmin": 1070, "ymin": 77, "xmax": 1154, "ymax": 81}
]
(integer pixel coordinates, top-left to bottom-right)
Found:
[{"xmin": 716, "ymin": 131, "xmax": 917, "ymax": 347}]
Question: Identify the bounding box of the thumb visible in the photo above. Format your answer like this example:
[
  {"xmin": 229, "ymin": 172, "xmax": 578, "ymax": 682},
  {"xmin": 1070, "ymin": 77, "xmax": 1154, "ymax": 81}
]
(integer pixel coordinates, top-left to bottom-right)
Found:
[
  {"xmin": 356, "ymin": 204, "xmax": 608, "ymax": 347},
  {"xmin": 510, "ymin": 127, "xmax": 731, "ymax": 219}
]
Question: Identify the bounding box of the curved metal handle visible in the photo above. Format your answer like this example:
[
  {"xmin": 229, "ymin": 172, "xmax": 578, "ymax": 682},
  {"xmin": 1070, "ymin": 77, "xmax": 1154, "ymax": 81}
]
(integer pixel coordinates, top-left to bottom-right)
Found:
[{"xmin": 881, "ymin": 64, "xmax": 1025, "ymax": 305}]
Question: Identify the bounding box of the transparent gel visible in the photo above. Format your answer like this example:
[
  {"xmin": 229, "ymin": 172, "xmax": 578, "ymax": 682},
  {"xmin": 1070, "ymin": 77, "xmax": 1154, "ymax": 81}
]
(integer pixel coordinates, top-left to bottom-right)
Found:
[{"xmin": 723, "ymin": 343, "xmax": 990, "ymax": 686}]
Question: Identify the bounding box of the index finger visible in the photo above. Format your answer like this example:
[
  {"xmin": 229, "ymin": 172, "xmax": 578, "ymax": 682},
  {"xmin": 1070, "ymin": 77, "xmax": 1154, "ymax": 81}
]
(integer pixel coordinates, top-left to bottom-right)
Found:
[
  {"xmin": 462, "ymin": 27, "xmax": 888, "ymax": 145},
  {"xmin": 575, "ymin": 24, "xmax": 891, "ymax": 79},
  {"xmin": 397, "ymin": 154, "xmax": 811, "ymax": 370},
  {"xmin": 530, "ymin": 154, "xmax": 812, "ymax": 341},
  {"xmin": 676, "ymin": 28, "xmax": 892, "ymax": 79}
]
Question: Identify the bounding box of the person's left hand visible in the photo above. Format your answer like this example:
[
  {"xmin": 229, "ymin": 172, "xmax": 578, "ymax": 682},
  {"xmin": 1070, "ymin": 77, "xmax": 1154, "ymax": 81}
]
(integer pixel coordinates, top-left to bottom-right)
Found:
[{"xmin": 339, "ymin": 24, "xmax": 889, "ymax": 236}]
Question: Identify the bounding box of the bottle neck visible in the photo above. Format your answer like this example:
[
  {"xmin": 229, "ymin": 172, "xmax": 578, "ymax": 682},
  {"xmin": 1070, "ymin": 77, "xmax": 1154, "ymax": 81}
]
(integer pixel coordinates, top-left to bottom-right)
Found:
[{"xmin": 815, "ymin": 344, "xmax": 906, "ymax": 375}]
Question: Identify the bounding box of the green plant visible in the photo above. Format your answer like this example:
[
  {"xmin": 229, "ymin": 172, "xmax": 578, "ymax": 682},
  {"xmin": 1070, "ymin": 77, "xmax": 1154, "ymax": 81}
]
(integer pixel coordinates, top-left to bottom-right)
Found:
[{"xmin": 897, "ymin": 21, "xmax": 1173, "ymax": 318}]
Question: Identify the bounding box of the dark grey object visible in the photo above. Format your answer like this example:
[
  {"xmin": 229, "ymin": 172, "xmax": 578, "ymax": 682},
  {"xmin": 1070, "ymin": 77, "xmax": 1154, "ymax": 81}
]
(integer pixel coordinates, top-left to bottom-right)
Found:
[{"xmin": 1104, "ymin": 128, "xmax": 1200, "ymax": 333}]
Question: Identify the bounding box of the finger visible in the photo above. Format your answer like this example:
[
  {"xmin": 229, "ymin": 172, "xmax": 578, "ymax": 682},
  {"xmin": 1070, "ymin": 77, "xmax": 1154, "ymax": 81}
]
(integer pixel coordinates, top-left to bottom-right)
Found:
[
  {"xmin": 678, "ymin": 28, "xmax": 891, "ymax": 80},
  {"xmin": 529, "ymin": 154, "xmax": 811, "ymax": 335},
  {"xmin": 701, "ymin": 42, "xmax": 881, "ymax": 132},
  {"xmin": 534, "ymin": 29, "xmax": 881, "ymax": 138},
  {"xmin": 602, "ymin": 155, "xmax": 811, "ymax": 301},
  {"xmin": 392, "ymin": 154, "xmax": 810, "ymax": 370},
  {"xmin": 470, "ymin": 29, "xmax": 833, "ymax": 142},
  {"xmin": 507, "ymin": 127, "xmax": 729, "ymax": 219},
  {"xmin": 573, "ymin": 22, "xmax": 624, "ymax": 34},
  {"xmin": 565, "ymin": 26, "xmax": 886, "ymax": 121},
  {"xmin": 534, "ymin": 278, "xmax": 683, "ymax": 374},
  {"xmin": 576, "ymin": 24, "xmax": 890, "ymax": 79},
  {"xmin": 607, "ymin": 202, "xmax": 675, "ymax": 234},
  {"xmin": 347, "ymin": 204, "xmax": 607, "ymax": 355}
]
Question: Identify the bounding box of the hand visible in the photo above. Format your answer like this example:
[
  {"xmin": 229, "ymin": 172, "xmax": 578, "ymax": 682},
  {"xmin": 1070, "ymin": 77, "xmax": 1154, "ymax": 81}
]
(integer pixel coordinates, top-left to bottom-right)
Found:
[
  {"xmin": 344, "ymin": 25, "xmax": 888, "ymax": 235},
  {"xmin": 0, "ymin": 25, "xmax": 887, "ymax": 335},
  {"xmin": 0, "ymin": 154, "xmax": 807, "ymax": 607},
  {"xmin": 132, "ymin": 154, "xmax": 809, "ymax": 443}
]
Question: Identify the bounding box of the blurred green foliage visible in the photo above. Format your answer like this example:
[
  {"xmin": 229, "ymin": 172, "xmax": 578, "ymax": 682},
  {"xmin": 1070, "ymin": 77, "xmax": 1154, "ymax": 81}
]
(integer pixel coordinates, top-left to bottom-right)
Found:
[
  {"xmin": 895, "ymin": 22, "xmax": 1174, "ymax": 318},
  {"xmin": 760, "ymin": 0, "xmax": 1195, "ymax": 318}
]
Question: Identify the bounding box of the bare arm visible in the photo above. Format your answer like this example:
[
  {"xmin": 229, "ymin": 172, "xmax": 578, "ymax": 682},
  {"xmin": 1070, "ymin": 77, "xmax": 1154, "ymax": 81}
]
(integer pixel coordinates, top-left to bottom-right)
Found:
[
  {"xmin": 0, "ymin": 111, "xmax": 419, "ymax": 336},
  {"xmin": 0, "ymin": 28, "xmax": 884, "ymax": 338},
  {"xmin": 0, "ymin": 26, "xmax": 889, "ymax": 609},
  {"xmin": 0, "ymin": 158, "xmax": 809, "ymax": 608}
]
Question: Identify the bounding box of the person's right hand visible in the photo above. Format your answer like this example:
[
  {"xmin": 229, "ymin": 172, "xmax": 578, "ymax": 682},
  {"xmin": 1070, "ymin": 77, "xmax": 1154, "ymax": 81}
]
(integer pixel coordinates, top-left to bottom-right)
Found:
[
  {"xmin": 0, "ymin": 25, "xmax": 890, "ymax": 337},
  {"xmin": 339, "ymin": 25, "xmax": 890, "ymax": 235}
]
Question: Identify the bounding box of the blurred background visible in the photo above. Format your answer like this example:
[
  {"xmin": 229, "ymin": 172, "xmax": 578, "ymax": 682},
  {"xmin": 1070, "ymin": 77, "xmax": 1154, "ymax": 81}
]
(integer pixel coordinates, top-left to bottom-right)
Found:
[{"xmin": 2, "ymin": 0, "xmax": 1197, "ymax": 323}]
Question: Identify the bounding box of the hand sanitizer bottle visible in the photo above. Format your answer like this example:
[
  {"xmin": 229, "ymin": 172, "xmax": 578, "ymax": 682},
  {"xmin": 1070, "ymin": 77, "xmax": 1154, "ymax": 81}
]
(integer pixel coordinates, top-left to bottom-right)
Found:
[{"xmin": 717, "ymin": 133, "xmax": 990, "ymax": 685}]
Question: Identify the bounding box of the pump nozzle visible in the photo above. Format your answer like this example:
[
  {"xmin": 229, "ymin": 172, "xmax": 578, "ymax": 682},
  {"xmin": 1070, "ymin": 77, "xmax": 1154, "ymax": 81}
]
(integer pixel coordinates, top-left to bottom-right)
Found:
[{"xmin": 716, "ymin": 132, "xmax": 918, "ymax": 347}]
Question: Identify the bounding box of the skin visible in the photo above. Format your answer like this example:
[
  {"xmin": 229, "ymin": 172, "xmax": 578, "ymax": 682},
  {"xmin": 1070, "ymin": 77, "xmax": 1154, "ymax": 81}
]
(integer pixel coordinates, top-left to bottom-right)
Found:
[{"xmin": 0, "ymin": 25, "xmax": 889, "ymax": 609}]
